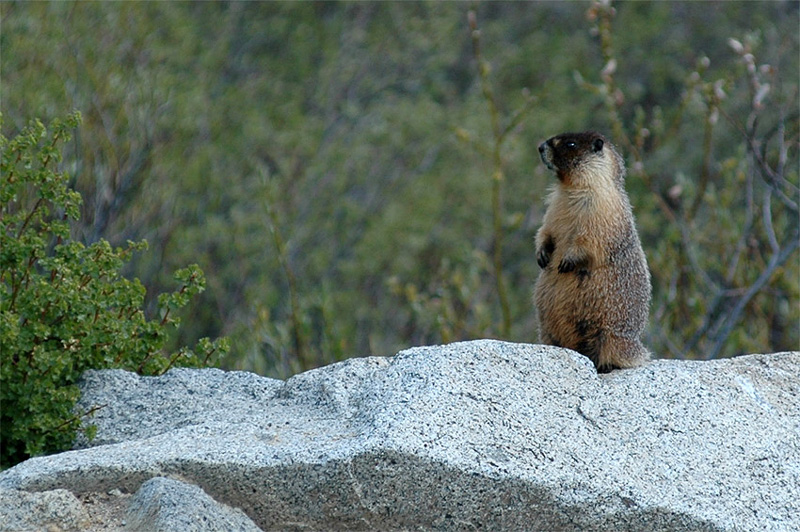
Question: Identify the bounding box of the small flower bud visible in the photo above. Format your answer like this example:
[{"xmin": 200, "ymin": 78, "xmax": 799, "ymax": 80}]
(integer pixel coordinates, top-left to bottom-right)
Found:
[
  {"xmin": 713, "ymin": 80, "xmax": 727, "ymax": 100},
  {"xmin": 728, "ymin": 38, "xmax": 744, "ymax": 54},
  {"xmin": 601, "ymin": 59, "xmax": 617, "ymax": 79},
  {"xmin": 754, "ymin": 84, "xmax": 770, "ymax": 109},
  {"xmin": 467, "ymin": 10, "xmax": 477, "ymax": 30}
]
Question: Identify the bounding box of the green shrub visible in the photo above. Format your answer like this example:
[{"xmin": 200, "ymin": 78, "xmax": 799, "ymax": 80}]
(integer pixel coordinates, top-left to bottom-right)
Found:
[{"xmin": 0, "ymin": 112, "xmax": 229, "ymax": 468}]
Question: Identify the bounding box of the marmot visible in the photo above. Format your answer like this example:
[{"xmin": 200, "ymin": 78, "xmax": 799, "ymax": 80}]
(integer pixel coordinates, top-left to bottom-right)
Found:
[{"xmin": 534, "ymin": 131, "xmax": 651, "ymax": 372}]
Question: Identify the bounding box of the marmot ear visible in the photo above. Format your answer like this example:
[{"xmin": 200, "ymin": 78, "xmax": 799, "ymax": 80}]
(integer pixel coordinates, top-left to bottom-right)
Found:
[{"xmin": 592, "ymin": 138, "xmax": 604, "ymax": 152}]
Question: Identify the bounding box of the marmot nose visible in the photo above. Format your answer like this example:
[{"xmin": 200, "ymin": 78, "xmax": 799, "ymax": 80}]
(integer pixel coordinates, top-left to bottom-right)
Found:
[{"xmin": 538, "ymin": 142, "xmax": 547, "ymax": 154}]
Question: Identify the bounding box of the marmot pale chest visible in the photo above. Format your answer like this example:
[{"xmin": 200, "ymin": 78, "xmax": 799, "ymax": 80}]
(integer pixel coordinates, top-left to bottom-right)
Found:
[{"xmin": 534, "ymin": 131, "xmax": 651, "ymax": 372}]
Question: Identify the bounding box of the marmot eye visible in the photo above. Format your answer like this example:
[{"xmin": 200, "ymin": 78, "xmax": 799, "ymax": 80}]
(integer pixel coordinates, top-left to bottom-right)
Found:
[{"xmin": 565, "ymin": 141, "xmax": 577, "ymax": 149}]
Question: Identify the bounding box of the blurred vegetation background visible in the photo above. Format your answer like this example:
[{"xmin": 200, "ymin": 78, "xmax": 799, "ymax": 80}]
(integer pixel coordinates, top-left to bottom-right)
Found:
[{"xmin": 2, "ymin": 1, "xmax": 797, "ymax": 378}]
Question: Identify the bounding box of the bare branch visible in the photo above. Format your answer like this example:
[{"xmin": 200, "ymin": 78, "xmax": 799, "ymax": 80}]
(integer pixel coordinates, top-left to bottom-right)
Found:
[
  {"xmin": 762, "ymin": 188, "xmax": 779, "ymax": 254},
  {"xmin": 705, "ymin": 226, "xmax": 800, "ymax": 359}
]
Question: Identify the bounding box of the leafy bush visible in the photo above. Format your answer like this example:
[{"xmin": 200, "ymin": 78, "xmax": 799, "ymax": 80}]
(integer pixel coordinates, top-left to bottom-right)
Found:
[{"xmin": 0, "ymin": 113, "xmax": 229, "ymax": 468}]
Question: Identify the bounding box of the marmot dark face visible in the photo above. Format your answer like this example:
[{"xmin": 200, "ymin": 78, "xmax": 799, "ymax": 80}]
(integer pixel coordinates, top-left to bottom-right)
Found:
[{"xmin": 538, "ymin": 131, "xmax": 621, "ymax": 186}]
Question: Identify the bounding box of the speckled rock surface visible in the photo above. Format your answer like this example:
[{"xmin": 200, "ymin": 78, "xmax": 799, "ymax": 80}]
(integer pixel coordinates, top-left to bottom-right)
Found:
[
  {"xmin": 0, "ymin": 487, "xmax": 90, "ymax": 531},
  {"xmin": 125, "ymin": 477, "xmax": 261, "ymax": 532},
  {"xmin": 72, "ymin": 367, "xmax": 283, "ymax": 449},
  {"xmin": 0, "ymin": 340, "xmax": 798, "ymax": 531}
]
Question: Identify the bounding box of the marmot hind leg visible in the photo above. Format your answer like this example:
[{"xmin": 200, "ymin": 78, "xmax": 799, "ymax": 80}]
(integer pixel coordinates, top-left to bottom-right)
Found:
[{"xmin": 596, "ymin": 334, "xmax": 650, "ymax": 372}]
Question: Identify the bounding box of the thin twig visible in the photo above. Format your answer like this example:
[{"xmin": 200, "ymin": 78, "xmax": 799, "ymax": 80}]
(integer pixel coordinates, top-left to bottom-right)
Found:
[
  {"xmin": 468, "ymin": 9, "xmax": 512, "ymax": 337},
  {"xmin": 44, "ymin": 404, "xmax": 107, "ymax": 435}
]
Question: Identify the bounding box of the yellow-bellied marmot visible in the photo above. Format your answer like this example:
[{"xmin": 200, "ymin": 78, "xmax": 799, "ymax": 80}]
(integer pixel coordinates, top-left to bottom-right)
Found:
[{"xmin": 534, "ymin": 131, "xmax": 651, "ymax": 372}]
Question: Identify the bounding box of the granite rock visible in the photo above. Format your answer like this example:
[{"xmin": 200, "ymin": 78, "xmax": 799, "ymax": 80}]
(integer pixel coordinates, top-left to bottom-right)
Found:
[
  {"xmin": 0, "ymin": 487, "xmax": 90, "ymax": 531},
  {"xmin": 0, "ymin": 340, "xmax": 797, "ymax": 531},
  {"xmin": 125, "ymin": 477, "xmax": 261, "ymax": 532}
]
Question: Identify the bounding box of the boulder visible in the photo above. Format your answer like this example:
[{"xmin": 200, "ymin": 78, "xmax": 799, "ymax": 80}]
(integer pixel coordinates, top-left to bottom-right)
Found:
[
  {"xmin": 125, "ymin": 477, "xmax": 261, "ymax": 532},
  {"xmin": 0, "ymin": 340, "xmax": 798, "ymax": 531},
  {"xmin": 0, "ymin": 487, "xmax": 90, "ymax": 531}
]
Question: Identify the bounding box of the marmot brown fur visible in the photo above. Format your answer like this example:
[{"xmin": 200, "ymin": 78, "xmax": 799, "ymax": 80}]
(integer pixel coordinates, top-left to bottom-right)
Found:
[{"xmin": 534, "ymin": 131, "xmax": 651, "ymax": 372}]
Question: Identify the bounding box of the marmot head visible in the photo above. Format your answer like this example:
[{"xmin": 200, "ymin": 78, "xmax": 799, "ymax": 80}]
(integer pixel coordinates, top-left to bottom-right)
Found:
[{"xmin": 538, "ymin": 131, "xmax": 624, "ymax": 187}]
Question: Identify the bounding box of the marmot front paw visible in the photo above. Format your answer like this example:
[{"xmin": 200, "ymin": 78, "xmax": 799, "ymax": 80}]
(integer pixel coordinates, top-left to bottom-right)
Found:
[
  {"xmin": 537, "ymin": 236, "xmax": 555, "ymax": 269},
  {"xmin": 557, "ymin": 255, "xmax": 588, "ymax": 274},
  {"xmin": 537, "ymin": 247, "xmax": 551, "ymax": 269}
]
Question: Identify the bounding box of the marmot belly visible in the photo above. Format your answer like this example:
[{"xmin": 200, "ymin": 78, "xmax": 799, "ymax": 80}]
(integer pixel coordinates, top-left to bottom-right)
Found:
[{"xmin": 534, "ymin": 236, "xmax": 650, "ymax": 372}]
